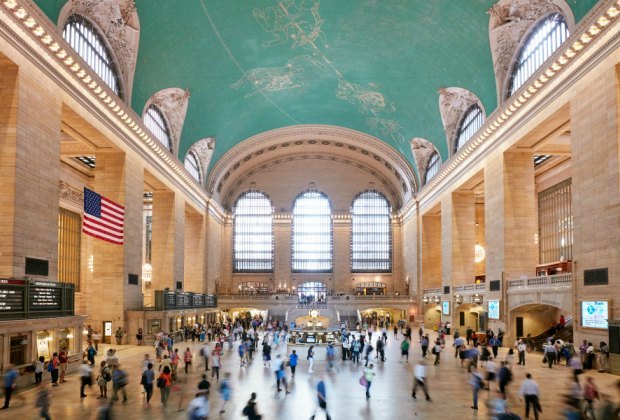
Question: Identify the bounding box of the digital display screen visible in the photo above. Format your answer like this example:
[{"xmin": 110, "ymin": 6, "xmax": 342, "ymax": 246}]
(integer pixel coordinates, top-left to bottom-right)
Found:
[
  {"xmin": 488, "ymin": 300, "xmax": 500, "ymax": 320},
  {"xmin": 0, "ymin": 286, "xmax": 24, "ymax": 312},
  {"xmin": 442, "ymin": 301, "xmax": 450, "ymax": 315},
  {"xmin": 581, "ymin": 301, "xmax": 609, "ymax": 329}
]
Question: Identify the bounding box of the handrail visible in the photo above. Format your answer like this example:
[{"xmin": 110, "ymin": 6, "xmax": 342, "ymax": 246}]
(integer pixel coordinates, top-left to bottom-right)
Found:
[{"xmin": 507, "ymin": 273, "xmax": 572, "ymax": 290}]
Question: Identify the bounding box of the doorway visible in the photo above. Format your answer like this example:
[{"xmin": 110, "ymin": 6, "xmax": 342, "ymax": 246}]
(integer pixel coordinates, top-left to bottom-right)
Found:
[{"xmin": 516, "ymin": 317, "xmax": 524, "ymax": 338}]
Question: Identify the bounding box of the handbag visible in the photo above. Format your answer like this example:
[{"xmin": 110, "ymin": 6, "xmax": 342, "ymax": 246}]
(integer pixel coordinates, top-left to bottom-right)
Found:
[
  {"xmin": 156, "ymin": 377, "xmax": 166, "ymax": 388},
  {"xmin": 359, "ymin": 375, "xmax": 368, "ymax": 387}
]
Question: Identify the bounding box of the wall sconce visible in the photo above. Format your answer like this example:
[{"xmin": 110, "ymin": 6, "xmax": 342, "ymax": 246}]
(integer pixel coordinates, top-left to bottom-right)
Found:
[
  {"xmin": 423, "ymin": 296, "xmax": 429, "ymax": 304},
  {"xmin": 66, "ymin": 333, "xmax": 74, "ymax": 339},
  {"xmin": 473, "ymin": 294, "xmax": 483, "ymax": 304},
  {"xmin": 432, "ymin": 296, "xmax": 441, "ymax": 303},
  {"xmin": 454, "ymin": 294, "xmax": 463, "ymax": 304}
]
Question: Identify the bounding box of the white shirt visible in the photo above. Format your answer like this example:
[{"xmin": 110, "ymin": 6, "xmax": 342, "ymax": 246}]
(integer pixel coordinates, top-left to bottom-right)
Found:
[
  {"xmin": 414, "ymin": 364, "xmax": 426, "ymax": 380},
  {"xmin": 79, "ymin": 363, "xmax": 92, "ymax": 377},
  {"xmin": 187, "ymin": 395, "xmax": 209, "ymax": 417},
  {"xmin": 519, "ymin": 378, "xmax": 540, "ymax": 396}
]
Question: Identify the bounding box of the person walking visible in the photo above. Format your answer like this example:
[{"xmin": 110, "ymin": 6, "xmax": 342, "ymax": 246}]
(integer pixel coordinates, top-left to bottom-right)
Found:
[
  {"xmin": 242, "ymin": 392, "xmax": 261, "ymax": 419},
  {"xmin": 262, "ymin": 339, "xmax": 271, "ymax": 368},
  {"xmin": 544, "ymin": 341, "xmax": 556, "ymax": 369},
  {"xmin": 421, "ymin": 334, "xmax": 429, "ymax": 358},
  {"xmin": 363, "ymin": 364, "xmax": 375, "ymax": 399},
  {"xmin": 583, "ymin": 376, "xmax": 599, "ymax": 419},
  {"xmin": 469, "ymin": 367, "xmax": 484, "ymax": 410},
  {"xmin": 183, "ymin": 347, "xmax": 193, "ymax": 374},
  {"xmin": 432, "ymin": 339, "xmax": 441, "ymax": 366},
  {"xmin": 157, "ymin": 366, "xmax": 172, "ymax": 406},
  {"xmin": 1, "ymin": 365, "xmax": 19, "ymax": 409},
  {"xmin": 311, "ymin": 379, "xmax": 331, "ymax": 419},
  {"xmin": 412, "ymin": 359, "xmax": 431, "ymax": 401},
  {"xmin": 517, "ymin": 340, "xmax": 527, "ymax": 366},
  {"xmin": 79, "ymin": 360, "xmax": 93, "ymax": 398},
  {"xmin": 142, "ymin": 362, "xmax": 154, "ymax": 405},
  {"xmin": 96, "ymin": 360, "xmax": 111, "ymax": 399},
  {"xmin": 307, "ymin": 345, "xmax": 315, "ymax": 373},
  {"xmin": 289, "ymin": 350, "xmax": 298, "ymax": 377},
  {"xmin": 400, "ymin": 337, "xmax": 410, "ymax": 363},
  {"xmin": 201, "ymin": 342, "xmax": 210, "ymax": 371},
  {"xmin": 111, "ymin": 364, "xmax": 128, "ymax": 404},
  {"xmin": 211, "ymin": 349, "xmax": 221, "ymax": 382},
  {"xmin": 218, "ymin": 372, "xmax": 231, "ymax": 415},
  {"xmin": 519, "ymin": 373, "xmax": 541, "ymax": 420}
]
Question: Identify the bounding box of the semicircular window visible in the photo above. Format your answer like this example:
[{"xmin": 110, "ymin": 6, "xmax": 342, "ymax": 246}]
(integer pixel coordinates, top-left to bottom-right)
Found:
[
  {"xmin": 144, "ymin": 105, "xmax": 172, "ymax": 151},
  {"xmin": 455, "ymin": 105, "xmax": 484, "ymax": 153},
  {"xmin": 292, "ymin": 189, "xmax": 333, "ymax": 272},
  {"xmin": 351, "ymin": 190, "xmax": 392, "ymax": 273},
  {"xmin": 233, "ymin": 190, "xmax": 274, "ymax": 272},
  {"xmin": 425, "ymin": 152, "xmax": 441, "ymax": 185},
  {"xmin": 63, "ymin": 14, "xmax": 122, "ymax": 98},
  {"xmin": 184, "ymin": 151, "xmax": 200, "ymax": 182},
  {"xmin": 508, "ymin": 13, "xmax": 569, "ymax": 97}
]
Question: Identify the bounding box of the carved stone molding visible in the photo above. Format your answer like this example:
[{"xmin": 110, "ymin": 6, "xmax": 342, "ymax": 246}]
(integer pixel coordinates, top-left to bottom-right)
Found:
[
  {"xmin": 487, "ymin": 0, "xmax": 574, "ymax": 102},
  {"xmin": 187, "ymin": 137, "xmax": 215, "ymax": 184},
  {"xmin": 437, "ymin": 87, "xmax": 485, "ymax": 156},
  {"xmin": 144, "ymin": 87, "xmax": 190, "ymax": 155},
  {"xmin": 58, "ymin": 0, "xmax": 140, "ymax": 102},
  {"xmin": 59, "ymin": 180, "xmax": 84, "ymax": 209},
  {"xmin": 409, "ymin": 138, "xmax": 439, "ymax": 185}
]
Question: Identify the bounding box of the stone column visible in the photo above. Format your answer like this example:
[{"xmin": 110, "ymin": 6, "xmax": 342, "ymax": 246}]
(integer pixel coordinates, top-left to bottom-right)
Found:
[
  {"xmin": 151, "ymin": 190, "xmax": 185, "ymax": 291},
  {"xmin": 0, "ymin": 64, "xmax": 61, "ymax": 278},
  {"xmin": 442, "ymin": 191, "xmax": 476, "ymax": 288},
  {"xmin": 184, "ymin": 208, "xmax": 206, "ymax": 293},
  {"xmin": 571, "ymin": 66, "xmax": 620, "ymax": 344},
  {"xmin": 274, "ymin": 217, "xmax": 292, "ymax": 293},
  {"xmin": 207, "ymin": 207, "xmax": 225, "ymax": 294},
  {"xmin": 421, "ymin": 214, "xmax": 442, "ymax": 290},
  {"xmin": 87, "ymin": 152, "xmax": 143, "ymax": 335}
]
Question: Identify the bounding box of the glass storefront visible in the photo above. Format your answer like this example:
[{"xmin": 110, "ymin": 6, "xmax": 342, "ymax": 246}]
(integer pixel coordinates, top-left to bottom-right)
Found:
[
  {"xmin": 58, "ymin": 328, "xmax": 74, "ymax": 353},
  {"xmin": 36, "ymin": 330, "xmax": 52, "ymax": 360},
  {"xmin": 10, "ymin": 335, "xmax": 27, "ymax": 365},
  {"xmin": 147, "ymin": 319, "xmax": 161, "ymax": 335}
]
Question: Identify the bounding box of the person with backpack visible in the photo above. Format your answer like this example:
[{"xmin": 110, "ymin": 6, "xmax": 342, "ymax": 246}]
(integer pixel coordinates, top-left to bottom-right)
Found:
[
  {"xmin": 157, "ymin": 366, "xmax": 172, "ymax": 406},
  {"xmin": 48, "ymin": 352, "xmax": 60, "ymax": 386},
  {"xmin": 96, "ymin": 360, "xmax": 111, "ymax": 399},
  {"xmin": 242, "ymin": 392, "xmax": 261, "ymax": 419}
]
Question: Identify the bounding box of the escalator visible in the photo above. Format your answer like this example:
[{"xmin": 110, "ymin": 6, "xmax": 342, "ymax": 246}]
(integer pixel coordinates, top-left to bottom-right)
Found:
[{"xmin": 528, "ymin": 317, "xmax": 573, "ymax": 351}]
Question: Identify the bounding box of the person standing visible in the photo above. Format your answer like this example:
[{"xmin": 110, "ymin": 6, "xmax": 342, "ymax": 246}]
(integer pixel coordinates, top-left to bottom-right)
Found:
[
  {"xmin": 432, "ymin": 339, "xmax": 441, "ymax": 366},
  {"xmin": 96, "ymin": 360, "xmax": 111, "ymax": 399},
  {"xmin": 86, "ymin": 343, "xmax": 97, "ymax": 366},
  {"xmin": 115, "ymin": 327, "xmax": 124, "ymax": 345},
  {"xmin": 183, "ymin": 347, "xmax": 193, "ymax": 374},
  {"xmin": 59, "ymin": 349, "xmax": 68, "ymax": 383},
  {"xmin": 412, "ymin": 360, "xmax": 431, "ymax": 401},
  {"xmin": 543, "ymin": 341, "xmax": 556, "ymax": 368},
  {"xmin": 142, "ymin": 362, "xmax": 154, "ymax": 405},
  {"xmin": 289, "ymin": 350, "xmax": 298, "ymax": 377},
  {"xmin": 352, "ymin": 338, "xmax": 361, "ymax": 364},
  {"xmin": 364, "ymin": 364, "xmax": 375, "ymax": 399},
  {"xmin": 1, "ymin": 365, "xmax": 19, "ymax": 409},
  {"xmin": 211, "ymin": 349, "xmax": 221, "ymax": 382},
  {"xmin": 598, "ymin": 341, "xmax": 610, "ymax": 373},
  {"xmin": 35, "ymin": 356, "xmax": 45, "ymax": 385},
  {"xmin": 517, "ymin": 340, "xmax": 526, "ymax": 365},
  {"xmin": 136, "ymin": 328, "xmax": 143, "ymax": 346},
  {"xmin": 489, "ymin": 335, "xmax": 500, "ymax": 359},
  {"xmin": 49, "ymin": 352, "xmax": 60, "ymax": 386},
  {"xmin": 519, "ymin": 373, "xmax": 541, "ymax": 420},
  {"xmin": 420, "ymin": 334, "xmax": 429, "ymax": 358},
  {"xmin": 307, "ymin": 345, "xmax": 315, "ymax": 373},
  {"xmin": 201, "ymin": 341, "xmax": 210, "ymax": 371}
]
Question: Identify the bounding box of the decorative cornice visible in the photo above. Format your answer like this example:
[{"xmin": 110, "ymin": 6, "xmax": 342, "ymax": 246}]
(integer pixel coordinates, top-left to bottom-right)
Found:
[
  {"xmin": 0, "ymin": 0, "xmax": 208, "ymax": 208},
  {"xmin": 59, "ymin": 180, "xmax": 83, "ymax": 209}
]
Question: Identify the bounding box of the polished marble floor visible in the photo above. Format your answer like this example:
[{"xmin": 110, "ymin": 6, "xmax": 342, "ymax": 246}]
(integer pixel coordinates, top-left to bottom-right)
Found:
[{"xmin": 2, "ymin": 331, "xmax": 618, "ymax": 419}]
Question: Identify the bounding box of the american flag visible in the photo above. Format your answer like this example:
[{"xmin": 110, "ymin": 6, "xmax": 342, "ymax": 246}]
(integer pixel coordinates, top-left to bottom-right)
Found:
[{"xmin": 83, "ymin": 188, "xmax": 125, "ymax": 245}]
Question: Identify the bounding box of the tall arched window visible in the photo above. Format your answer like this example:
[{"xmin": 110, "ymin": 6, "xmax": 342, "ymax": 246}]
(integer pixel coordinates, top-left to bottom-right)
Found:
[
  {"xmin": 292, "ymin": 189, "xmax": 332, "ymax": 272},
  {"xmin": 144, "ymin": 105, "xmax": 172, "ymax": 151},
  {"xmin": 425, "ymin": 152, "xmax": 441, "ymax": 184},
  {"xmin": 233, "ymin": 190, "xmax": 274, "ymax": 272},
  {"xmin": 455, "ymin": 105, "xmax": 484, "ymax": 153},
  {"xmin": 63, "ymin": 14, "xmax": 122, "ymax": 98},
  {"xmin": 184, "ymin": 152, "xmax": 201, "ymax": 182},
  {"xmin": 508, "ymin": 13, "xmax": 569, "ymax": 97},
  {"xmin": 351, "ymin": 190, "xmax": 392, "ymax": 272}
]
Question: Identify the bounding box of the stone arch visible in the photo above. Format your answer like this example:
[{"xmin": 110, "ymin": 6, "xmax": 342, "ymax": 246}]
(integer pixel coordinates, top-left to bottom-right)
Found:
[
  {"xmin": 487, "ymin": 0, "xmax": 575, "ymax": 104},
  {"xmin": 186, "ymin": 137, "xmax": 216, "ymax": 185},
  {"xmin": 437, "ymin": 87, "xmax": 486, "ymax": 157},
  {"xmin": 142, "ymin": 88, "xmax": 191, "ymax": 157},
  {"xmin": 58, "ymin": 0, "xmax": 140, "ymax": 102},
  {"xmin": 409, "ymin": 138, "xmax": 441, "ymax": 187}
]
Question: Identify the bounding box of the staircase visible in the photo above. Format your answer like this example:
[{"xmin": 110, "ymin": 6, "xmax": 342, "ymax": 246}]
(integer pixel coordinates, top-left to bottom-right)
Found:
[{"xmin": 529, "ymin": 317, "xmax": 573, "ymax": 351}]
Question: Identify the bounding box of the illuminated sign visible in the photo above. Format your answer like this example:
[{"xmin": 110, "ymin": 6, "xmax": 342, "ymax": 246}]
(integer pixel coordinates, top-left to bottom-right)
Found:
[
  {"xmin": 442, "ymin": 301, "xmax": 450, "ymax": 315},
  {"xmin": 488, "ymin": 300, "xmax": 500, "ymax": 320},
  {"xmin": 581, "ymin": 301, "xmax": 609, "ymax": 329}
]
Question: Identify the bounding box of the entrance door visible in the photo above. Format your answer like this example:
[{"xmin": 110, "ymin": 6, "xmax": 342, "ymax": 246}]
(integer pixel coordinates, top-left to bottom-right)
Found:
[
  {"xmin": 103, "ymin": 321, "xmax": 112, "ymax": 344},
  {"xmin": 516, "ymin": 317, "xmax": 524, "ymax": 338}
]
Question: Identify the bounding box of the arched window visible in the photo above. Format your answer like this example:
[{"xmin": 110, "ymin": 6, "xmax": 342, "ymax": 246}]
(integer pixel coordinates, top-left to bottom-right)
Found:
[
  {"xmin": 351, "ymin": 190, "xmax": 392, "ymax": 272},
  {"xmin": 292, "ymin": 189, "xmax": 332, "ymax": 272},
  {"xmin": 425, "ymin": 152, "xmax": 441, "ymax": 184},
  {"xmin": 63, "ymin": 14, "xmax": 122, "ymax": 98},
  {"xmin": 455, "ymin": 105, "xmax": 484, "ymax": 153},
  {"xmin": 297, "ymin": 282, "xmax": 327, "ymax": 303},
  {"xmin": 144, "ymin": 105, "xmax": 172, "ymax": 151},
  {"xmin": 184, "ymin": 152, "xmax": 201, "ymax": 182},
  {"xmin": 233, "ymin": 190, "xmax": 274, "ymax": 272},
  {"xmin": 508, "ymin": 13, "xmax": 569, "ymax": 97}
]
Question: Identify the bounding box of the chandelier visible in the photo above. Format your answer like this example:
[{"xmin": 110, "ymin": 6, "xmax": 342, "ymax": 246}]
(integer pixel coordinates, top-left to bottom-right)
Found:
[{"xmin": 474, "ymin": 243, "xmax": 486, "ymax": 263}]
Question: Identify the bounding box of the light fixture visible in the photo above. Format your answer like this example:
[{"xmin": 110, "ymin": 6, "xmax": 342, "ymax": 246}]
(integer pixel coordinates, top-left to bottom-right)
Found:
[
  {"xmin": 66, "ymin": 334, "xmax": 74, "ymax": 339},
  {"xmin": 475, "ymin": 243, "xmax": 486, "ymax": 263}
]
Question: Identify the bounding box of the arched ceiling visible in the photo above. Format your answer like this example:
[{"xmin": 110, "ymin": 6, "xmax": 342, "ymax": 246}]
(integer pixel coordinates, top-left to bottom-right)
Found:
[{"xmin": 35, "ymin": 0, "xmax": 599, "ymax": 174}]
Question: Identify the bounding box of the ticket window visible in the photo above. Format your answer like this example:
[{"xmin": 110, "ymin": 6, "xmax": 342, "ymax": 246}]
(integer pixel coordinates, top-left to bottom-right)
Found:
[{"xmin": 103, "ymin": 321, "xmax": 113, "ymax": 344}]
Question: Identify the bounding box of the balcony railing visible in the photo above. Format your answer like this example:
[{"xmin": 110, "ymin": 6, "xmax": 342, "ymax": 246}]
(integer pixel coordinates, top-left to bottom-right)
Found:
[
  {"xmin": 507, "ymin": 273, "xmax": 572, "ymax": 290},
  {"xmin": 454, "ymin": 283, "xmax": 486, "ymax": 295},
  {"xmin": 422, "ymin": 288, "xmax": 442, "ymax": 296},
  {"xmin": 216, "ymin": 293, "xmax": 412, "ymax": 303}
]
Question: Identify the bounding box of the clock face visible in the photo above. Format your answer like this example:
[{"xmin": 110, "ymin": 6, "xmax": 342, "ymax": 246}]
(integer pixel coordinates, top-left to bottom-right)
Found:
[{"xmin": 310, "ymin": 309, "xmax": 319, "ymax": 318}]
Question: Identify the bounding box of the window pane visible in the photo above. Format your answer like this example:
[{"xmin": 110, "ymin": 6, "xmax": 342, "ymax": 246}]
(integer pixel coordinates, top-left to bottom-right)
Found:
[
  {"xmin": 508, "ymin": 13, "xmax": 569, "ymax": 97},
  {"xmin": 233, "ymin": 190, "xmax": 274, "ymax": 272},
  {"xmin": 455, "ymin": 105, "xmax": 484, "ymax": 153},
  {"xmin": 184, "ymin": 152, "xmax": 200, "ymax": 181},
  {"xmin": 58, "ymin": 208, "xmax": 81, "ymax": 290},
  {"xmin": 351, "ymin": 190, "xmax": 392, "ymax": 272},
  {"xmin": 144, "ymin": 105, "xmax": 172, "ymax": 151},
  {"xmin": 63, "ymin": 15, "xmax": 121, "ymax": 97},
  {"xmin": 425, "ymin": 152, "xmax": 441, "ymax": 184},
  {"xmin": 538, "ymin": 179, "xmax": 572, "ymax": 264},
  {"xmin": 292, "ymin": 190, "xmax": 332, "ymax": 272}
]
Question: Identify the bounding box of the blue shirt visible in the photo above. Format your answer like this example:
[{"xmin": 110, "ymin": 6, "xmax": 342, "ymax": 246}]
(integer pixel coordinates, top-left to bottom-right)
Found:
[
  {"xmin": 317, "ymin": 380, "xmax": 326, "ymax": 404},
  {"xmin": 4, "ymin": 369, "xmax": 18, "ymax": 387},
  {"xmin": 289, "ymin": 353, "xmax": 298, "ymax": 367}
]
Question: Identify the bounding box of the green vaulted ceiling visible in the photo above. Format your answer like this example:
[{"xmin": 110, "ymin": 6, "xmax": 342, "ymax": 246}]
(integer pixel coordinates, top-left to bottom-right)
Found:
[{"xmin": 35, "ymin": 0, "xmax": 599, "ymax": 173}]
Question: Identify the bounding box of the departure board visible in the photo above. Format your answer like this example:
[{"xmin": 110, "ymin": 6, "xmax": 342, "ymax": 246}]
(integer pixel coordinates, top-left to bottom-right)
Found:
[
  {"xmin": 0, "ymin": 286, "xmax": 25, "ymax": 311},
  {"xmin": 29, "ymin": 284, "xmax": 62, "ymax": 311}
]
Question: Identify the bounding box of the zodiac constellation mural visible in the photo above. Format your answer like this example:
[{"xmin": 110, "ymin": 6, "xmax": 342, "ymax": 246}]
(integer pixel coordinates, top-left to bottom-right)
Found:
[
  {"xmin": 253, "ymin": 0, "xmax": 328, "ymax": 49},
  {"xmin": 231, "ymin": 55, "xmax": 324, "ymax": 97},
  {"xmin": 242, "ymin": 0, "xmax": 407, "ymax": 149}
]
